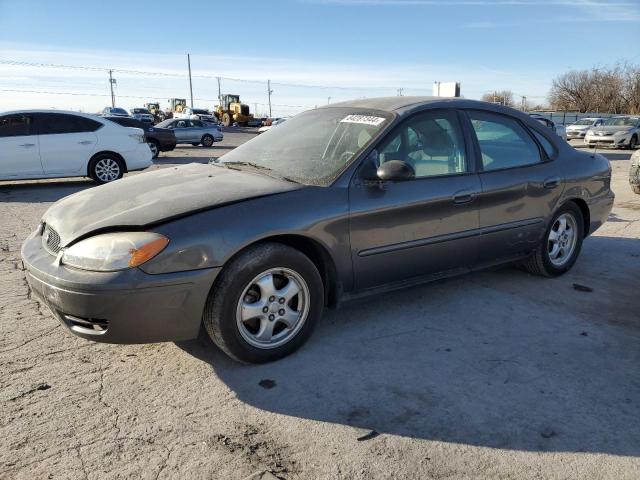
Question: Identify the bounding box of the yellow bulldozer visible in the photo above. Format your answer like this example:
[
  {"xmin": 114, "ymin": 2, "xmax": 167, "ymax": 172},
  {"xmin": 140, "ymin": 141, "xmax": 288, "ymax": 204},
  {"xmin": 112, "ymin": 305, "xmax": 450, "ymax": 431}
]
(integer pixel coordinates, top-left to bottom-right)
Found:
[
  {"xmin": 166, "ymin": 98, "xmax": 187, "ymax": 120},
  {"xmin": 144, "ymin": 102, "xmax": 166, "ymax": 123},
  {"xmin": 215, "ymin": 94, "xmax": 253, "ymax": 127}
]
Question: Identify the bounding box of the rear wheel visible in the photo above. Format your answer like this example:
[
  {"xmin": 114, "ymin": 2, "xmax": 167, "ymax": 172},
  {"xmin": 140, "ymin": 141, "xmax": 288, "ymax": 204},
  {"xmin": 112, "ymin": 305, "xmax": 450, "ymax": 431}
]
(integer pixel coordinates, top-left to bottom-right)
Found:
[
  {"xmin": 202, "ymin": 243, "xmax": 324, "ymax": 363},
  {"xmin": 523, "ymin": 202, "xmax": 584, "ymax": 277},
  {"xmin": 148, "ymin": 140, "xmax": 159, "ymax": 159},
  {"xmin": 89, "ymin": 154, "xmax": 124, "ymax": 184},
  {"xmin": 202, "ymin": 134, "xmax": 214, "ymax": 147}
]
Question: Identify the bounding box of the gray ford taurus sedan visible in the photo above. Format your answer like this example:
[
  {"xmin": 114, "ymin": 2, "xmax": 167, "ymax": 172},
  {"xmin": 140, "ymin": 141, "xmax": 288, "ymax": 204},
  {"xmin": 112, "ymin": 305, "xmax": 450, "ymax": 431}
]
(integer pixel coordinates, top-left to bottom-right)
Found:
[{"xmin": 22, "ymin": 97, "xmax": 614, "ymax": 363}]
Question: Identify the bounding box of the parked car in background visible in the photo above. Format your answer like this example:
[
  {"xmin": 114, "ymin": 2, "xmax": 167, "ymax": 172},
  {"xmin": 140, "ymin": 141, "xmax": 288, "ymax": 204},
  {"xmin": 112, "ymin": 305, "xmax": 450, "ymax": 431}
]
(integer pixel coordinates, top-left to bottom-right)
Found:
[
  {"xmin": 101, "ymin": 107, "xmax": 130, "ymax": 117},
  {"xmin": 21, "ymin": 97, "xmax": 614, "ymax": 363},
  {"xmin": 0, "ymin": 110, "xmax": 152, "ymax": 183},
  {"xmin": 104, "ymin": 116, "xmax": 176, "ymax": 159},
  {"xmin": 566, "ymin": 117, "xmax": 604, "ymax": 140},
  {"xmin": 177, "ymin": 107, "xmax": 218, "ymax": 124},
  {"xmin": 530, "ymin": 114, "xmax": 567, "ymax": 141},
  {"xmin": 258, "ymin": 117, "xmax": 287, "ymax": 134},
  {"xmin": 584, "ymin": 116, "xmax": 640, "ymax": 149},
  {"xmin": 130, "ymin": 108, "xmax": 155, "ymax": 124},
  {"xmin": 629, "ymin": 149, "xmax": 640, "ymax": 194},
  {"xmin": 156, "ymin": 118, "xmax": 223, "ymax": 146}
]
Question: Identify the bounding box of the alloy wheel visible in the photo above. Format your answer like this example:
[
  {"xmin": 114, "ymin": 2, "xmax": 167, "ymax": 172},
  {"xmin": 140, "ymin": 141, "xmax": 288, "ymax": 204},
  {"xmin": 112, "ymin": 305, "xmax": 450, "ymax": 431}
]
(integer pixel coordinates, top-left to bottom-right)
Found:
[
  {"xmin": 547, "ymin": 213, "xmax": 578, "ymax": 267},
  {"xmin": 94, "ymin": 158, "xmax": 121, "ymax": 183},
  {"xmin": 236, "ymin": 268, "xmax": 310, "ymax": 349}
]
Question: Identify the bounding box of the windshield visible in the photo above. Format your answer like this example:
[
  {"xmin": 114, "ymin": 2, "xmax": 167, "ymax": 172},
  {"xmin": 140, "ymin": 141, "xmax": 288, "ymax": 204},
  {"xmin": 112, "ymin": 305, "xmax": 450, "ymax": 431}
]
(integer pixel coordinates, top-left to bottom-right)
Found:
[
  {"xmin": 156, "ymin": 119, "xmax": 172, "ymax": 128},
  {"xmin": 220, "ymin": 108, "xmax": 392, "ymax": 185},
  {"xmin": 133, "ymin": 108, "xmax": 150, "ymax": 114},
  {"xmin": 112, "ymin": 108, "xmax": 128, "ymax": 115},
  {"xmin": 604, "ymin": 117, "xmax": 639, "ymax": 127},
  {"xmin": 192, "ymin": 109, "xmax": 209, "ymax": 114},
  {"xmin": 574, "ymin": 118, "xmax": 595, "ymax": 126}
]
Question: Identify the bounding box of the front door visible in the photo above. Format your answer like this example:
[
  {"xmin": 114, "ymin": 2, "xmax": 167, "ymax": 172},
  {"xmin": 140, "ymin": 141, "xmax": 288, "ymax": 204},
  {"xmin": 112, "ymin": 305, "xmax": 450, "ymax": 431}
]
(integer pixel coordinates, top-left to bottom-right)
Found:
[
  {"xmin": 349, "ymin": 109, "xmax": 482, "ymax": 291},
  {"xmin": 464, "ymin": 110, "xmax": 565, "ymax": 265},
  {"xmin": 0, "ymin": 113, "xmax": 43, "ymax": 178}
]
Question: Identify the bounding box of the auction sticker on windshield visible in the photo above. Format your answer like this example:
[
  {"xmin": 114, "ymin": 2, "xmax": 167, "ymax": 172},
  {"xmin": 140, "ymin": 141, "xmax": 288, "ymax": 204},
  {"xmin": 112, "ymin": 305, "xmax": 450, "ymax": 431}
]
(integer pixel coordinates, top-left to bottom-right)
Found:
[{"xmin": 340, "ymin": 115, "xmax": 386, "ymax": 126}]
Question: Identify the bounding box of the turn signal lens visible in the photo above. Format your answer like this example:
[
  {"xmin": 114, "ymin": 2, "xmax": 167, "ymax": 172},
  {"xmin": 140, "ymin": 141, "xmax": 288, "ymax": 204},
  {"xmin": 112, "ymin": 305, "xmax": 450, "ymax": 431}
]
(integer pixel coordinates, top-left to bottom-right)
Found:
[{"xmin": 128, "ymin": 236, "xmax": 170, "ymax": 267}]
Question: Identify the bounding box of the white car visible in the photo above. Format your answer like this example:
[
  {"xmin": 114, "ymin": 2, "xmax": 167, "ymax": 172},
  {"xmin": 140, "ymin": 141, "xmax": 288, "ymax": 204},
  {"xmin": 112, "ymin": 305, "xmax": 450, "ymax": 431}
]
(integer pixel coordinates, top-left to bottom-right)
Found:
[
  {"xmin": 584, "ymin": 116, "xmax": 640, "ymax": 149},
  {"xmin": 565, "ymin": 117, "xmax": 604, "ymax": 140},
  {"xmin": 176, "ymin": 108, "xmax": 218, "ymax": 124},
  {"xmin": 0, "ymin": 110, "xmax": 153, "ymax": 184}
]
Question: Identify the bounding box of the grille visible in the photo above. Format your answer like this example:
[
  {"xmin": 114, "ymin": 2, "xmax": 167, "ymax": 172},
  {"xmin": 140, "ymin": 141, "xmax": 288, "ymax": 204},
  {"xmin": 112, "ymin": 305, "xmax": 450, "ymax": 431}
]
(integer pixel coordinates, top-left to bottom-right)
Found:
[{"xmin": 42, "ymin": 224, "xmax": 61, "ymax": 255}]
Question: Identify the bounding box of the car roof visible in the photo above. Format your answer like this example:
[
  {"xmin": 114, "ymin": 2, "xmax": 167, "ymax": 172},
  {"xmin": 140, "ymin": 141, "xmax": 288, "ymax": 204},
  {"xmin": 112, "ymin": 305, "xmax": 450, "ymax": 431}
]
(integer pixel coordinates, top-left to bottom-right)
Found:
[
  {"xmin": 1, "ymin": 109, "xmax": 107, "ymax": 120},
  {"xmin": 324, "ymin": 96, "xmax": 531, "ymax": 119}
]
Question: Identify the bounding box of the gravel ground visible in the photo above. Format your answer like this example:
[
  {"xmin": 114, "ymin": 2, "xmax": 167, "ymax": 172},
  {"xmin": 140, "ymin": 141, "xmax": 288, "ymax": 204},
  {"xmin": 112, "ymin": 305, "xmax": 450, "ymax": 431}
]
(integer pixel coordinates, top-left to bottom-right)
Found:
[{"xmin": 1, "ymin": 133, "xmax": 639, "ymax": 480}]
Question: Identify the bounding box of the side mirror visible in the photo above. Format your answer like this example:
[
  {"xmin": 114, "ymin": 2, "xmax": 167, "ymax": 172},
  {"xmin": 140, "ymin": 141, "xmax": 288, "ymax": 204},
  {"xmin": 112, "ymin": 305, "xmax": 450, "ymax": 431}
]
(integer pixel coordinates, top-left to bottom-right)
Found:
[{"xmin": 376, "ymin": 160, "xmax": 415, "ymax": 181}]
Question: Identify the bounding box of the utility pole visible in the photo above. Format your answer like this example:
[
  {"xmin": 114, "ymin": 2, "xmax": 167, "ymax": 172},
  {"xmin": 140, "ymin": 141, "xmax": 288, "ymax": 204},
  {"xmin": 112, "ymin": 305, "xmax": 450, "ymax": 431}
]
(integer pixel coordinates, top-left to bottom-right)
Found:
[
  {"xmin": 217, "ymin": 77, "xmax": 221, "ymax": 105},
  {"xmin": 187, "ymin": 54, "xmax": 194, "ymax": 108},
  {"xmin": 521, "ymin": 95, "xmax": 527, "ymax": 111},
  {"xmin": 397, "ymin": 88, "xmax": 404, "ymax": 96},
  {"xmin": 267, "ymin": 80, "xmax": 273, "ymax": 118},
  {"xmin": 108, "ymin": 70, "xmax": 116, "ymax": 107},
  {"xmin": 327, "ymin": 97, "xmax": 331, "ymax": 104}
]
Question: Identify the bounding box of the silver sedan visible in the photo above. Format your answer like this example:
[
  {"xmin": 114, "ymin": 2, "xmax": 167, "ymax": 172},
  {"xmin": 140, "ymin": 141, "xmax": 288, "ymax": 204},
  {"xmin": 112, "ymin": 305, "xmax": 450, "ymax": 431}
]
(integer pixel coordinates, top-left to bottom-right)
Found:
[{"xmin": 156, "ymin": 118, "xmax": 223, "ymax": 147}]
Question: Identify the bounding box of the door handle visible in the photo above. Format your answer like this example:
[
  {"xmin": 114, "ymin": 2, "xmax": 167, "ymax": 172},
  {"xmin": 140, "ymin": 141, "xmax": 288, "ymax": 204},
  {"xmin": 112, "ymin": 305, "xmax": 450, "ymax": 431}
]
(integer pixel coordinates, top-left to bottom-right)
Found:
[
  {"xmin": 78, "ymin": 140, "xmax": 93, "ymax": 145},
  {"xmin": 19, "ymin": 143, "xmax": 36, "ymax": 147},
  {"xmin": 452, "ymin": 190, "xmax": 477, "ymax": 205},
  {"xmin": 543, "ymin": 176, "xmax": 561, "ymax": 189}
]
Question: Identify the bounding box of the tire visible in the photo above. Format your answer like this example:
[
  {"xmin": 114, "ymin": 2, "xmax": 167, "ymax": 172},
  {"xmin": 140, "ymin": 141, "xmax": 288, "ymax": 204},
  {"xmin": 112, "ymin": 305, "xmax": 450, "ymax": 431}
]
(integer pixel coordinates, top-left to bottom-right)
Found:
[
  {"xmin": 203, "ymin": 243, "xmax": 324, "ymax": 363},
  {"xmin": 523, "ymin": 202, "xmax": 584, "ymax": 277},
  {"xmin": 89, "ymin": 154, "xmax": 124, "ymax": 184},
  {"xmin": 631, "ymin": 185, "xmax": 640, "ymax": 195},
  {"xmin": 630, "ymin": 135, "xmax": 638, "ymax": 150},
  {"xmin": 222, "ymin": 113, "xmax": 232, "ymax": 127},
  {"xmin": 148, "ymin": 140, "xmax": 160, "ymax": 159},
  {"xmin": 201, "ymin": 134, "xmax": 214, "ymax": 147}
]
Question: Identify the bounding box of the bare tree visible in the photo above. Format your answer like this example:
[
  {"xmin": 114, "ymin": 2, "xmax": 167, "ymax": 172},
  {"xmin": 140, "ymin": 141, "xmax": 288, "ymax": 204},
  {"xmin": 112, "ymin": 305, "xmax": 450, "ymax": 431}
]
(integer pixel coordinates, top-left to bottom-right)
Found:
[
  {"xmin": 549, "ymin": 64, "xmax": 640, "ymax": 113},
  {"xmin": 481, "ymin": 90, "xmax": 515, "ymax": 107}
]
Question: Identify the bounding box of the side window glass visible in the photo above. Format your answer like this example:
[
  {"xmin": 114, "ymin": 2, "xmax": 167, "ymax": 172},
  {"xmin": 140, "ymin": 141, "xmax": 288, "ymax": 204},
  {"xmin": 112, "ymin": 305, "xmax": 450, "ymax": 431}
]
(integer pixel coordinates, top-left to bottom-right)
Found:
[
  {"xmin": 0, "ymin": 115, "xmax": 32, "ymax": 137},
  {"xmin": 531, "ymin": 130, "xmax": 555, "ymax": 158},
  {"xmin": 469, "ymin": 111, "xmax": 542, "ymax": 171},
  {"xmin": 39, "ymin": 114, "xmax": 84, "ymax": 135},
  {"xmin": 378, "ymin": 111, "xmax": 467, "ymax": 178}
]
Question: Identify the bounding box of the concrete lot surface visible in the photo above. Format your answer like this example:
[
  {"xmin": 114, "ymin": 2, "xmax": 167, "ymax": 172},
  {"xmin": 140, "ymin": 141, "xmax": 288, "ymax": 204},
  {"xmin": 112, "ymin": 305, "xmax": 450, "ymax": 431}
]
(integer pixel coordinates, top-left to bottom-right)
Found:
[{"xmin": 1, "ymin": 132, "xmax": 639, "ymax": 479}]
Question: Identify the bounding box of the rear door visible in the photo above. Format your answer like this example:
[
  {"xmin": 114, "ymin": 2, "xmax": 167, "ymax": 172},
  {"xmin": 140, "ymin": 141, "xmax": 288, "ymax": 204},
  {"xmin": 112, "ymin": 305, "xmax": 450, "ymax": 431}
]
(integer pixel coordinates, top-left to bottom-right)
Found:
[
  {"xmin": 0, "ymin": 113, "xmax": 43, "ymax": 178},
  {"xmin": 464, "ymin": 110, "xmax": 564, "ymax": 265},
  {"xmin": 349, "ymin": 109, "xmax": 482, "ymax": 290},
  {"xmin": 37, "ymin": 113, "xmax": 102, "ymax": 175}
]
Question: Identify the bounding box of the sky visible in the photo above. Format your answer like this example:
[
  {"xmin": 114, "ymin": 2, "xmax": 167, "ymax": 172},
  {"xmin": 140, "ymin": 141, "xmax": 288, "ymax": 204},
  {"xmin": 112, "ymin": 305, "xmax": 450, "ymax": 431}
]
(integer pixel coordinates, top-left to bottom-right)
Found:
[{"xmin": 0, "ymin": 0, "xmax": 639, "ymax": 116}]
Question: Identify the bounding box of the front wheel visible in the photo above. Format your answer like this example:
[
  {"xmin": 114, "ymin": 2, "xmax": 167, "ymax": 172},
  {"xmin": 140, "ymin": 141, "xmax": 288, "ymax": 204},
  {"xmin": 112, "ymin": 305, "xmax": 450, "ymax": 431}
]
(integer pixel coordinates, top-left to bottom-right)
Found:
[
  {"xmin": 630, "ymin": 135, "xmax": 638, "ymax": 150},
  {"xmin": 89, "ymin": 154, "xmax": 124, "ymax": 184},
  {"xmin": 523, "ymin": 203, "xmax": 584, "ymax": 277},
  {"xmin": 202, "ymin": 243, "xmax": 324, "ymax": 363}
]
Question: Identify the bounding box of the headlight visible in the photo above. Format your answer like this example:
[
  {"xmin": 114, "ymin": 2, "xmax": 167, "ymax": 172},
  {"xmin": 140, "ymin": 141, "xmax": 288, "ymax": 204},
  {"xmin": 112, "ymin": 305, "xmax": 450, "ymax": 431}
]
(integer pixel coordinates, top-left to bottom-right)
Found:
[
  {"xmin": 62, "ymin": 232, "xmax": 169, "ymax": 271},
  {"xmin": 129, "ymin": 133, "xmax": 145, "ymax": 143}
]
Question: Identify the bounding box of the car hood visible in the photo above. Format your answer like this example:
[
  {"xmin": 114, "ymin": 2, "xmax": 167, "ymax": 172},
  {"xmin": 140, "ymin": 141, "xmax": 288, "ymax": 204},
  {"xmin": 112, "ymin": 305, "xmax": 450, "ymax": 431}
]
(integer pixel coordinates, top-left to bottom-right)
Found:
[
  {"xmin": 589, "ymin": 126, "xmax": 634, "ymax": 133},
  {"xmin": 566, "ymin": 125, "xmax": 589, "ymax": 131},
  {"xmin": 42, "ymin": 163, "xmax": 302, "ymax": 246}
]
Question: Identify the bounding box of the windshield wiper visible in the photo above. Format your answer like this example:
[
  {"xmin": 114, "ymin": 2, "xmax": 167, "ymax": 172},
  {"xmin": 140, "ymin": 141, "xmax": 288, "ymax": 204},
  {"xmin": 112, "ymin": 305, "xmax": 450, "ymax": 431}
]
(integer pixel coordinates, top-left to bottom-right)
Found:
[{"xmin": 222, "ymin": 161, "xmax": 299, "ymax": 184}]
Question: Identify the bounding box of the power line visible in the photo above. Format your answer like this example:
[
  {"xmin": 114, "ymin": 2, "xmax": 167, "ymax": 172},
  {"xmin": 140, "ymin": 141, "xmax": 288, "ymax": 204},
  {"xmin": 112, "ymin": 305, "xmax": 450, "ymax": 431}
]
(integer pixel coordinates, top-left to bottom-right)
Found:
[{"xmin": 0, "ymin": 58, "xmax": 433, "ymax": 92}]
